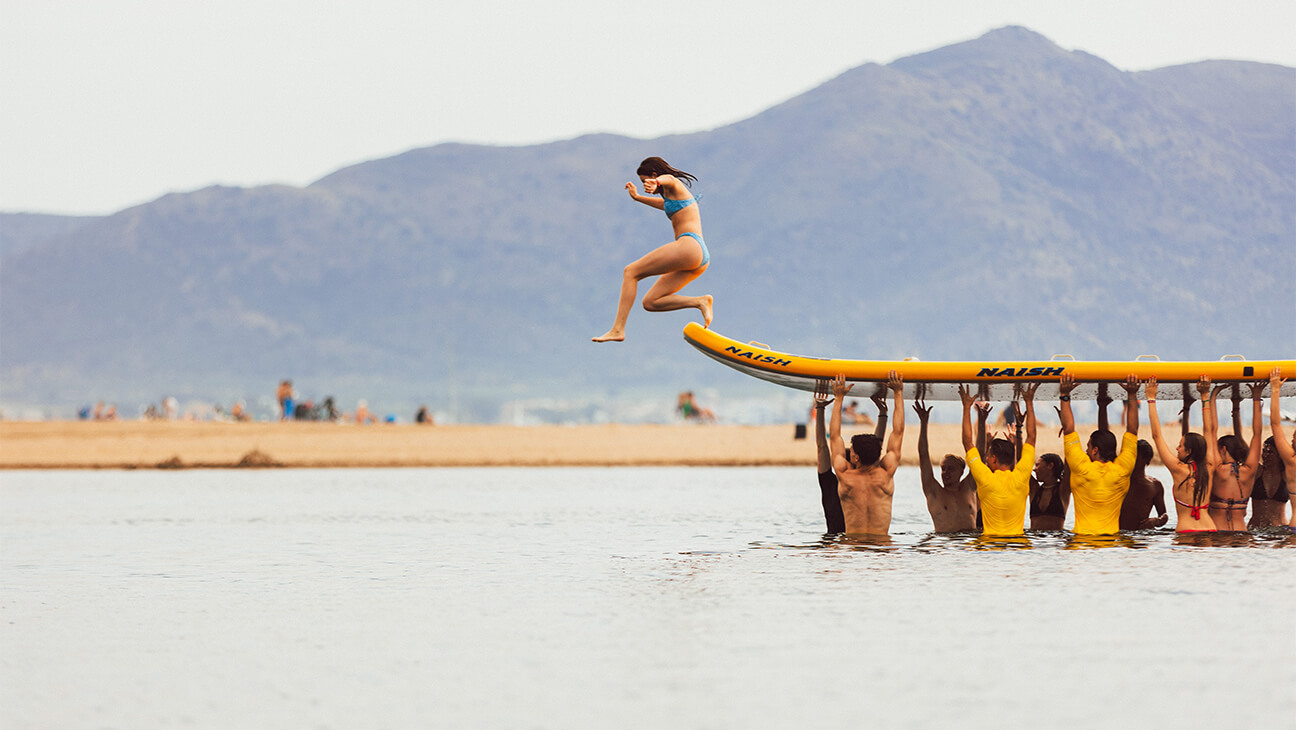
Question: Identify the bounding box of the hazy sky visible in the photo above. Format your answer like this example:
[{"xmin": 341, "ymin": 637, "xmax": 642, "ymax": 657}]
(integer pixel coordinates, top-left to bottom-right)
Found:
[{"xmin": 3, "ymin": 0, "xmax": 1293, "ymax": 215}]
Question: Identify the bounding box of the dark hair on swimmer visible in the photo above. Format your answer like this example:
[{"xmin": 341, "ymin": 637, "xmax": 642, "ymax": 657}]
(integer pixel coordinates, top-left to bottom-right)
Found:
[
  {"xmin": 988, "ymin": 438, "xmax": 1015, "ymax": 467},
  {"xmin": 1039, "ymin": 452, "xmax": 1065, "ymax": 481},
  {"xmin": 1259, "ymin": 437, "xmax": 1287, "ymax": 497},
  {"xmin": 1136, "ymin": 439, "xmax": 1154, "ymax": 467},
  {"xmin": 1089, "ymin": 429, "xmax": 1118, "ymax": 461},
  {"xmin": 1181, "ymin": 432, "xmax": 1210, "ymax": 509},
  {"xmin": 1217, "ymin": 434, "xmax": 1248, "ymax": 463},
  {"xmin": 637, "ymin": 157, "xmax": 697, "ymax": 188},
  {"xmin": 850, "ymin": 434, "xmax": 883, "ymax": 466}
]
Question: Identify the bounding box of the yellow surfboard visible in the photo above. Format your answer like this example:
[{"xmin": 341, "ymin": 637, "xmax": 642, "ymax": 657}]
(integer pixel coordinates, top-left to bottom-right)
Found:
[{"xmin": 682, "ymin": 323, "xmax": 1296, "ymax": 402}]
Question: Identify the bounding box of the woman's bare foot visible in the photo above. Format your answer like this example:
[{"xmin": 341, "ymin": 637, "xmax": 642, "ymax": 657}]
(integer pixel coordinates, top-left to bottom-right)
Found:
[
  {"xmin": 592, "ymin": 330, "xmax": 625, "ymax": 343},
  {"xmin": 699, "ymin": 295, "xmax": 713, "ymax": 328}
]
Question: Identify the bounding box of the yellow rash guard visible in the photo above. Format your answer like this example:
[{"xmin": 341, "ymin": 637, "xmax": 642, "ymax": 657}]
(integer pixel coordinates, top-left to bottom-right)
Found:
[
  {"xmin": 967, "ymin": 443, "xmax": 1035, "ymax": 537},
  {"xmin": 1064, "ymin": 431, "xmax": 1138, "ymax": 535}
]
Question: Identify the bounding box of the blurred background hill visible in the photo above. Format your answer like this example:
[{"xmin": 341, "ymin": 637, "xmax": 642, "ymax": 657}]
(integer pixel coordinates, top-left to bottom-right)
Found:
[{"xmin": 2, "ymin": 27, "xmax": 1293, "ymax": 422}]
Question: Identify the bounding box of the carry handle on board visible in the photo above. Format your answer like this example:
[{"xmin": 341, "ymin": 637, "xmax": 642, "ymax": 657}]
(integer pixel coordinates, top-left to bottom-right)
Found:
[
  {"xmin": 1050, "ymin": 354, "xmax": 1076, "ymax": 361},
  {"xmin": 1135, "ymin": 354, "xmax": 1160, "ymax": 362},
  {"xmin": 1219, "ymin": 354, "xmax": 1246, "ymax": 361}
]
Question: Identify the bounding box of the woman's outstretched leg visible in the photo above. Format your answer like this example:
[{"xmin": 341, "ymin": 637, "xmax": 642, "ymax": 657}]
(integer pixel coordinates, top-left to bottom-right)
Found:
[
  {"xmin": 592, "ymin": 267, "xmax": 640, "ymax": 342},
  {"xmin": 593, "ymin": 238, "xmax": 705, "ymax": 342}
]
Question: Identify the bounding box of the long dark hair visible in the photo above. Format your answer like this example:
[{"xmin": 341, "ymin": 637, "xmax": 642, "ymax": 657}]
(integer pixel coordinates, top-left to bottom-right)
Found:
[
  {"xmin": 1181, "ymin": 432, "xmax": 1209, "ymax": 507},
  {"xmin": 636, "ymin": 157, "xmax": 697, "ymax": 188},
  {"xmin": 1259, "ymin": 437, "xmax": 1287, "ymax": 498}
]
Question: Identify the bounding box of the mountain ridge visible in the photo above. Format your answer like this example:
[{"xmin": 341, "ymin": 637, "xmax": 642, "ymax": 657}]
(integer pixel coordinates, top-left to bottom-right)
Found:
[{"xmin": 3, "ymin": 27, "xmax": 1293, "ymax": 421}]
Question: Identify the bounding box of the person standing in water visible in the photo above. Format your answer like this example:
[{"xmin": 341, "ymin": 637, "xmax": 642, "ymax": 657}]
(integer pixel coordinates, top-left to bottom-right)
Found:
[
  {"xmin": 1268, "ymin": 368, "xmax": 1296, "ymax": 532},
  {"xmin": 1058, "ymin": 373, "xmax": 1142, "ymax": 535},
  {"xmin": 1146, "ymin": 377, "xmax": 1216, "ymax": 533},
  {"xmin": 593, "ymin": 157, "xmax": 714, "ymax": 343},
  {"xmin": 828, "ymin": 373, "xmax": 905, "ymax": 536}
]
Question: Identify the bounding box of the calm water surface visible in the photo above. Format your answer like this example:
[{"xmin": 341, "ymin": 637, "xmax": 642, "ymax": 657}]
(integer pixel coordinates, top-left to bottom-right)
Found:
[{"xmin": 2, "ymin": 467, "xmax": 1293, "ymax": 729}]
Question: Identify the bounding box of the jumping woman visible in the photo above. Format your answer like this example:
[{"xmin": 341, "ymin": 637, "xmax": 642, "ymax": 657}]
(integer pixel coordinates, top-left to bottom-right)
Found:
[{"xmin": 592, "ymin": 157, "xmax": 713, "ymax": 343}]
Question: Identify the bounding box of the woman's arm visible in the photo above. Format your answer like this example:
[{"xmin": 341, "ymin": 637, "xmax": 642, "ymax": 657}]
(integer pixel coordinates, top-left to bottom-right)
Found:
[
  {"xmin": 1201, "ymin": 377, "xmax": 1221, "ymax": 469},
  {"xmin": 1271, "ymin": 369, "xmax": 1296, "ymax": 466},
  {"xmin": 625, "ymin": 181, "xmax": 665, "ymax": 210},
  {"xmin": 1146, "ymin": 378, "xmax": 1187, "ymax": 482}
]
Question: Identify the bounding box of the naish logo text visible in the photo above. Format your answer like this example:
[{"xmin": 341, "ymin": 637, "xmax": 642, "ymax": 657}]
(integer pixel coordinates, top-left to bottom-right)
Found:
[
  {"xmin": 724, "ymin": 346, "xmax": 792, "ymax": 367},
  {"xmin": 977, "ymin": 366, "xmax": 1067, "ymax": 377}
]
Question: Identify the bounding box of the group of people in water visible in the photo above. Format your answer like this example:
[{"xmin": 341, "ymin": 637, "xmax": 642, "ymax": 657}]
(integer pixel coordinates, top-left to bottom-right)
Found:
[
  {"xmin": 813, "ymin": 368, "xmax": 1296, "ymax": 538},
  {"xmin": 593, "ymin": 157, "xmax": 1294, "ymax": 538}
]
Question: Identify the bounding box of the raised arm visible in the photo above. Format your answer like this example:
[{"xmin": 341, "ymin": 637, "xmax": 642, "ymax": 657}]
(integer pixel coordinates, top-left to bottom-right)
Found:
[
  {"xmin": 1023, "ymin": 383, "xmax": 1039, "ymax": 448},
  {"xmin": 1145, "ymin": 378, "xmax": 1184, "ymax": 480},
  {"xmin": 871, "ymin": 393, "xmax": 888, "ymax": 439},
  {"xmin": 1231, "ymin": 387, "xmax": 1247, "ymax": 451},
  {"xmin": 813, "ymin": 381, "xmax": 833, "ymax": 473},
  {"xmin": 1270, "ymin": 368, "xmax": 1295, "ymax": 466},
  {"xmin": 1122, "ymin": 375, "xmax": 1140, "ymax": 436},
  {"xmin": 1097, "ymin": 384, "xmax": 1111, "ymax": 433},
  {"xmin": 1180, "ymin": 389, "xmax": 1193, "ymax": 441},
  {"xmin": 829, "ymin": 374, "xmax": 852, "ymax": 473},
  {"xmin": 883, "ymin": 372, "xmax": 905, "ymax": 473},
  {"xmin": 915, "ymin": 400, "xmax": 939, "ymax": 491},
  {"xmin": 959, "ymin": 385, "xmax": 976, "ymax": 453},
  {"xmin": 975, "ymin": 401, "xmax": 991, "ymax": 454},
  {"xmin": 1244, "ymin": 383, "xmax": 1264, "ymax": 476},
  {"xmin": 1201, "ymin": 376, "xmax": 1220, "ymax": 469},
  {"xmin": 625, "ymin": 180, "xmax": 666, "ymax": 210},
  {"xmin": 1059, "ymin": 373, "xmax": 1077, "ymax": 435}
]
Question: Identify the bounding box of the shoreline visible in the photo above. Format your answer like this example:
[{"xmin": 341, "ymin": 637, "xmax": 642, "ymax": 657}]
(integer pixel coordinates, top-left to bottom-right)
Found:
[{"xmin": 0, "ymin": 420, "xmax": 1217, "ymax": 470}]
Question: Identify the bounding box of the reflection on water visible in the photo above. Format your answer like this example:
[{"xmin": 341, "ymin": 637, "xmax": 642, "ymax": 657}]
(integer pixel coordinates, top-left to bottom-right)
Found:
[{"xmin": 2, "ymin": 466, "xmax": 1293, "ymax": 730}]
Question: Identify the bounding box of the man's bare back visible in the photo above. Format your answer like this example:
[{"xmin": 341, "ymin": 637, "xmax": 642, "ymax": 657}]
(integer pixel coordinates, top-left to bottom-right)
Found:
[
  {"xmin": 923, "ymin": 474, "xmax": 979, "ymax": 533},
  {"xmin": 837, "ymin": 466, "xmax": 897, "ymax": 535},
  {"xmin": 1119, "ymin": 473, "xmax": 1167, "ymax": 531},
  {"xmin": 828, "ymin": 372, "xmax": 905, "ymax": 536}
]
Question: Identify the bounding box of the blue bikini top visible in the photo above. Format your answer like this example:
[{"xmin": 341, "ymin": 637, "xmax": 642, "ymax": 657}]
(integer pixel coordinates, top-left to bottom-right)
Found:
[{"xmin": 663, "ymin": 195, "xmax": 698, "ymax": 218}]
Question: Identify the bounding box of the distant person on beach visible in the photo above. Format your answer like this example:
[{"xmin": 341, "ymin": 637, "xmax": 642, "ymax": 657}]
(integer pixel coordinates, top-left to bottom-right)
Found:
[
  {"xmin": 592, "ymin": 157, "xmax": 713, "ymax": 343},
  {"xmin": 1029, "ymin": 452, "xmax": 1070, "ymax": 531},
  {"xmin": 677, "ymin": 391, "xmax": 717, "ymax": 422},
  {"xmin": 813, "ymin": 382, "xmax": 888, "ymax": 534},
  {"xmin": 960, "ymin": 383, "xmax": 1038, "ymax": 537},
  {"xmin": 914, "ymin": 398, "xmax": 979, "ymax": 533},
  {"xmin": 1059, "ymin": 373, "xmax": 1141, "ymax": 535},
  {"xmin": 416, "ymin": 405, "xmax": 435, "ymax": 425},
  {"xmin": 828, "ymin": 373, "xmax": 904, "ymax": 535},
  {"xmin": 354, "ymin": 400, "xmax": 378, "ymax": 425},
  {"xmin": 1266, "ymin": 368, "xmax": 1296, "ymax": 532},
  {"xmin": 1250, "ymin": 436, "xmax": 1290, "ymax": 528},
  {"xmin": 277, "ymin": 380, "xmax": 294, "ymax": 421},
  {"xmin": 1118, "ymin": 440, "xmax": 1168, "ymax": 530},
  {"xmin": 1146, "ymin": 377, "xmax": 1216, "ymax": 533},
  {"xmin": 1205, "ymin": 382, "xmax": 1263, "ymax": 531}
]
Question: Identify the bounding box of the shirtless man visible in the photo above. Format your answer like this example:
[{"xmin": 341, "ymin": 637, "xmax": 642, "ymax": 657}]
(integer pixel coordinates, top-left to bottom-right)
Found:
[
  {"xmin": 1119, "ymin": 439, "xmax": 1169, "ymax": 530},
  {"xmin": 914, "ymin": 398, "xmax": 978, "ymax": 532},
  {"xmin": 813, "ymin": 382, "xmax": 887, "ymax": 534},
  {"xmin": 960, "ymin": 383, "xmax": 1038, "ymax": 537},
  {"xmin": 829, "ymin": 372, "xmax": 904, "ymax": 536},
  {"xmin": 1205, "ymin": 382, "xmax": 1264, "ymax": 531},
  {"xmin": 1060, "ymin": 373, "xmax": 1141, "ymax": 535}
]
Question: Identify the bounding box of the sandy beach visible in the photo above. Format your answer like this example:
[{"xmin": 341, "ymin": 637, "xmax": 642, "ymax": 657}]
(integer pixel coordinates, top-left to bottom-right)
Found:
[{"xmin": 0, "ymin": 419, "xmax": 1136, "ymax": 469}]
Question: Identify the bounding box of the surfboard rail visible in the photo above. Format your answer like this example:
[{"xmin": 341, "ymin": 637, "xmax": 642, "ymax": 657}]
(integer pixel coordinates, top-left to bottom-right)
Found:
[{"xmin": 682, "ymin": 323, "xmax": 1296, "ymax": 402}]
